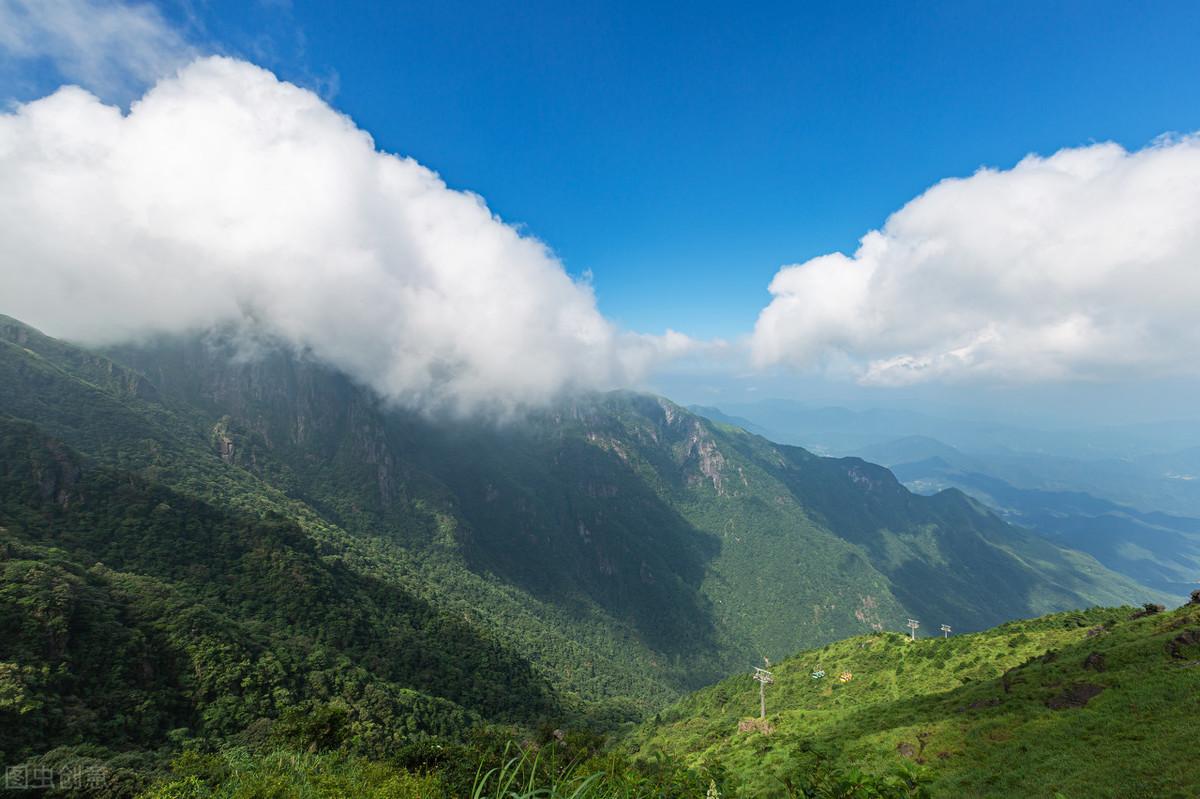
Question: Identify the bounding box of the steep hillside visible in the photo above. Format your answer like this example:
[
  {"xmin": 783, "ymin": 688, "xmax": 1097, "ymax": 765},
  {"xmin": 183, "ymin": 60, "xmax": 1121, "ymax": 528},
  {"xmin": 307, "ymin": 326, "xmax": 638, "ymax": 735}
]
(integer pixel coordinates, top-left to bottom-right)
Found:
[
  {"xmin": 0, "ymin": 417, "xmax": 553, "ymax": 763},
  {"xmin": 629, "ymin": 598, "xmax": 1200, "ymax": 798},
  {"xmin": 0, "ymin": 314, "xmax": 1169, "ymax": 769},
  {"xmin": 105, "ymin": 326, "xmax": 1165, "ymax": 648},
  {"xmin": 0, "ymin": 315, "xmax": 683, "ymax": 724}
]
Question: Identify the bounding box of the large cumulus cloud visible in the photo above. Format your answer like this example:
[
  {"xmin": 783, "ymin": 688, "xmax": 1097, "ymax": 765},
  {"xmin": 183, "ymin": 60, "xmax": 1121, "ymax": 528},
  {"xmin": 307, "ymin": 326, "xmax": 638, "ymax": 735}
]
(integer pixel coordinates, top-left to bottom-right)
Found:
[
  {"xmin": 0, "ymin": 56, "xmax": 693, "ymax": 412},
  {"xmin": 752, "ymin": 137, "xmax": 1200, "ymax": 385}
]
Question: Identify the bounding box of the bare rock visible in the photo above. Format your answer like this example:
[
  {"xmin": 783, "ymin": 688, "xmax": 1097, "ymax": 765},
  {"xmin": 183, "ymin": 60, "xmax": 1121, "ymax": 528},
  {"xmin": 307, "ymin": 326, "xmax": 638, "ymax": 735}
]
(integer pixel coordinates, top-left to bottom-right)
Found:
[
  {"xmin": 1046, "ymin": 683, "xmax": 1104, "ymax": 710},
  {"xmin": 34, "ymin": 438, "xmax": 82, "ymax": 508},
  {"xmin": 1165, "ymin": 629, "xmax": 1200, "ymax": 659}
]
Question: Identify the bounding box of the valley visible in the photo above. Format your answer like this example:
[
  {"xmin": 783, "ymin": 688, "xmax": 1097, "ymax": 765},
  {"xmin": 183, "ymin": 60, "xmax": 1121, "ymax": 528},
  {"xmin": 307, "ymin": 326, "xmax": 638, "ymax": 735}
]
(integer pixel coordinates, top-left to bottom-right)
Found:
[{"xmin": 0, "ymin": 315, "xmax": 1187, "ymax": 797}]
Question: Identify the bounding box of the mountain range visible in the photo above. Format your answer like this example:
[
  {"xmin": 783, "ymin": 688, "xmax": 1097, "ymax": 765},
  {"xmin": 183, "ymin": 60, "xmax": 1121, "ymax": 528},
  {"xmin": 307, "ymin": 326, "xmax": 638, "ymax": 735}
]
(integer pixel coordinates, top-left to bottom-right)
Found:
[
  {"xmin": 0, "ymin": 313, "xmax": 1173, "ymax": 786},
  {"xmin": 693, "ymin": 402, "xmax": 1200, "ymax": 602}
]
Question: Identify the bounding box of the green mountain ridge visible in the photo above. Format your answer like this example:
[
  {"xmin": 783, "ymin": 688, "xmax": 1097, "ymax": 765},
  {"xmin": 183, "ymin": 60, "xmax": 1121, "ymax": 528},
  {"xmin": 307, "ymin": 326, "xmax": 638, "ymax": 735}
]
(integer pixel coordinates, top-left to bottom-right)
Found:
[
  {"xmin": 695, "ymin": 400, "xmax": 1200, "ymax": 518},
  {"xmin": 0, "ymin": 313, "xmax": 1173, "ymax": 789},
  {"xmin": 100, "ymin": 325, "xmax": 1168, "ymax": 643}
]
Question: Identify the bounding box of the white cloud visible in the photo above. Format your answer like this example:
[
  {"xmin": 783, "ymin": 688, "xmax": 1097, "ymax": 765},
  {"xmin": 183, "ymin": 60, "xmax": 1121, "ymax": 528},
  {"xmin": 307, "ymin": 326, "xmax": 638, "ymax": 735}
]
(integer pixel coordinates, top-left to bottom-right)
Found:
[
  {"xmin": 752, "ymin": 137, "xmax": 1200, "ymax": 385},
  {"xmin": 0, "ymin": 0, "xmax": 196, "ymax": 101},
  {"xmin": 0, "ymin": 56, "xmax": 694, "ymax": 412}
]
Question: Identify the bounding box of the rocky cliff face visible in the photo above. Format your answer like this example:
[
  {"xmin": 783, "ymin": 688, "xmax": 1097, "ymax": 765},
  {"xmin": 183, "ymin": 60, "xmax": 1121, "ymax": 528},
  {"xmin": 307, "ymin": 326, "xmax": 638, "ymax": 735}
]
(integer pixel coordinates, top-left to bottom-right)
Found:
[
  {"xmin": 0, "ymin": 421, "xmax": 83, "ymax": 509},
  {"xmin": 111, "ymin": 336, "xmax": 410, "ymax": 514}
]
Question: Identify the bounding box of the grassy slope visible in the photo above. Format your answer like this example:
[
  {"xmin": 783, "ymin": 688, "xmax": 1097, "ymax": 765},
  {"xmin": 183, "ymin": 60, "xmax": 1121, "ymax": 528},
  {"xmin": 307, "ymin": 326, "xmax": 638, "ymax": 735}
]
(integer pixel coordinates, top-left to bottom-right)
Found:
[{"xmin": 628, "ymin": 602, "xmax": 1200, "ymax": 798}]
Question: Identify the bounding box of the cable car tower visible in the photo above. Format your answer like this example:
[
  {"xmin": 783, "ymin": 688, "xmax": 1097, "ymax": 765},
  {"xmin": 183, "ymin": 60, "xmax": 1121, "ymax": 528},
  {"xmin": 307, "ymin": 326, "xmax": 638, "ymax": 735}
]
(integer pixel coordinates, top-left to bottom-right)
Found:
[{"xmin": 752, "ymin": 657, "xmax": 774, "ymax": 719}]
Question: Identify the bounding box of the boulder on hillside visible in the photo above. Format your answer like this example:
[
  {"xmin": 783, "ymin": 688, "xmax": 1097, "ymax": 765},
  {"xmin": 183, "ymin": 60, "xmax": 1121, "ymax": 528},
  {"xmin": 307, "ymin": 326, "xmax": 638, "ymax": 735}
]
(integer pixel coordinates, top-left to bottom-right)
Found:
[
  {"xmin": 1131, "ymin": 603, "xmax": 1166, "ymax": 619},
  {"xmin": 1046, "ymin": 683, "xmax": 1105, "ymax": 709},
  {"xmin": 1165, "ymin": 629, "xmax": 1200, "ymax": 660}
]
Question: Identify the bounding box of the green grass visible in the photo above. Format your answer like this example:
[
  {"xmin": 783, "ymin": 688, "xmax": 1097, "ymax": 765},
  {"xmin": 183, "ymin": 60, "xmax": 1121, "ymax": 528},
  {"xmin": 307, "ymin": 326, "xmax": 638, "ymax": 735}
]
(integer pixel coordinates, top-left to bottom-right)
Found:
[
  {"xmin": 135, "ymin": 748, "xmax": 445, "ymax": 798},
  {"xmin": 628, "ymin": 603, "xmax": 1200, "ymax": 798},
  {"xmin": 134, "ymin": 739, "xmax": 932, "ymax": 799}
]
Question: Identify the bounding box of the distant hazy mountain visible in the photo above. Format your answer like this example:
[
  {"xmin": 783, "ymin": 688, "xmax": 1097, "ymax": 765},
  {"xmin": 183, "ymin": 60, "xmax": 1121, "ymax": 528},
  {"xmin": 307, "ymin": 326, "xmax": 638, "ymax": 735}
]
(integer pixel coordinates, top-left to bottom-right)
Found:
[
  {"xmin": 692, "ymin": 401, "xmax": 1200, "ymax": 600},
  {"xmin": 694, "ymin": 399, "xmax": 1200, "ymax": 517},
  {"xmin": 685, "ymin": 405, "xmax": 776, "ymax": 439},
  {"xmin": 855, "ymin": 435, "xmax": 987, "ymax": 472},
  {"xmin": 0, "ymin": 314, "xmax": 1165, "ymax": 765},
  {"xmin": 706, "ymin": 398, "xmax": 1200, "ymax": 457},
  {"xmin": 888, "ymin": 456, "xmax": 1200, "ymax": 598},
  {"xmin": 1137, "ymin": 445, "xmax": 1200, "ymax": 482}
]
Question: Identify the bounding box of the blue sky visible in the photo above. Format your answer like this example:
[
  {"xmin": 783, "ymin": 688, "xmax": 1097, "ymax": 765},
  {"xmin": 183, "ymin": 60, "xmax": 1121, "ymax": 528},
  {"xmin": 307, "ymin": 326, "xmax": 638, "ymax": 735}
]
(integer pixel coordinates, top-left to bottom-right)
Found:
[
  {"xmin": 3, "ymin": 1, "xmax": 1200, "ymax": 423},
  {"xmin": 11, "ymin": 0, "xmax": 1200, "ymax": 338},
  {"xmin": 161, "ymin": 0, "xmax": 1200, "ymax": 339}
]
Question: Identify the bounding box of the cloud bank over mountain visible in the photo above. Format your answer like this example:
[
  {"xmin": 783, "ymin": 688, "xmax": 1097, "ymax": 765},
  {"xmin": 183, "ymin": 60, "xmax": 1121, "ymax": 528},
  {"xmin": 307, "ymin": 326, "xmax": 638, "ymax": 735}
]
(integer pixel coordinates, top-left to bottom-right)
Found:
[
  {"xmin": 5, "ymin": 1, "xmax": 1200, "ymax": 409},
  {"xmin": 752, "ymin": 137, "xmax": 1200, "ymax": 385},
  {"xmin": 0, "ymin": 56, "xmax": 698, "ymax": 412}
]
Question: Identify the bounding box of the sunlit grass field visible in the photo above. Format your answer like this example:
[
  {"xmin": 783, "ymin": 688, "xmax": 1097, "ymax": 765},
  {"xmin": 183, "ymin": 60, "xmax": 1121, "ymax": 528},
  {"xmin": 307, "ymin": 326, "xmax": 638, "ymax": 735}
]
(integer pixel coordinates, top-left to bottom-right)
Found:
[{"xmin": 628, "ymin": 602, "xmax": 1200, "ymax": 798}]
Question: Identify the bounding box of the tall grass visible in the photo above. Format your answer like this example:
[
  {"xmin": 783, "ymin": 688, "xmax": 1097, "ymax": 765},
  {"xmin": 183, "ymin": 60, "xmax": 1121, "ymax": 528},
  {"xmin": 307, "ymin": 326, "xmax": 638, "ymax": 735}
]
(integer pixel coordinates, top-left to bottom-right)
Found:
[{"xmin": 469, "ymin": 743, "xmax": 669, "ymax": 799}]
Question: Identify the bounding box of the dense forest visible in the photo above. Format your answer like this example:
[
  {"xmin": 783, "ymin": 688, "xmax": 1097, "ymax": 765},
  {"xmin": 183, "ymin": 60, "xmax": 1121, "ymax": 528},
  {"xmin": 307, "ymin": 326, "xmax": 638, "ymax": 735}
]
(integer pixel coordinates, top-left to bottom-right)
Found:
[{"xmin": 0, "ymin": 314, "xmax": 1183, "ymax": 797}]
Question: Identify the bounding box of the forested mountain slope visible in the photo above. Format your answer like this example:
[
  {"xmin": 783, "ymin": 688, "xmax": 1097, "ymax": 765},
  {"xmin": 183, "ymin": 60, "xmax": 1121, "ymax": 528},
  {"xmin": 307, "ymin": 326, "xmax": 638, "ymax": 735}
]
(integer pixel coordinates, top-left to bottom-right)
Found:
[
  {"xmin": 0, "ymin": 314, "xmax": 1167, "ymax": 773},
  {"xmin": 104, "ymin": 324, "xmax": 1163, "ymax": 646}
]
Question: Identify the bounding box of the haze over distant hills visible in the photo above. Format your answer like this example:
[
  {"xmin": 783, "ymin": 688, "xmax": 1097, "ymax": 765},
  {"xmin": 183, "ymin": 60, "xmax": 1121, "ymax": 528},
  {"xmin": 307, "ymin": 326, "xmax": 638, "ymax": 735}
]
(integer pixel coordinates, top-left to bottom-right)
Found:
[
  {"xmin": 692, "ymin": 400, "xmax": 1200, "ymax": 602},
  {"xmin": 695, "ymin": 399, "xmax": 1200, "ymax": 463}
]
